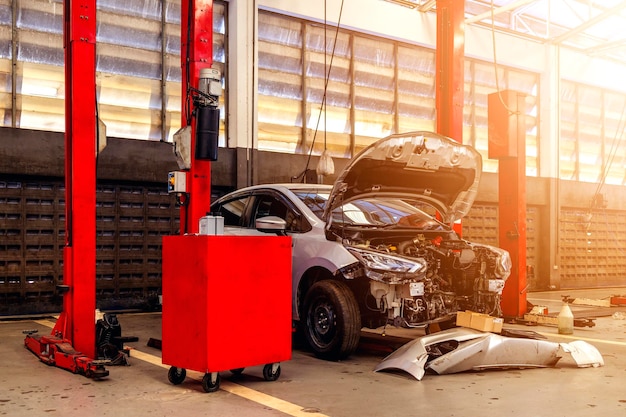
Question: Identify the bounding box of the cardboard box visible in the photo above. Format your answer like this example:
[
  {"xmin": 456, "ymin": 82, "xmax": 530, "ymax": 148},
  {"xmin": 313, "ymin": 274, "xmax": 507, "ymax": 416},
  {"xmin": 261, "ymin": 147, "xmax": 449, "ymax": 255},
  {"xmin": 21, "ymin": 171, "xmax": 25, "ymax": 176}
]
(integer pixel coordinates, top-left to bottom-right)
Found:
[
  {"xmin": 470, "ymin": 314, "xmax": 494, "ymax": 332},
  {"xmin": 455, "ymin": 310, "xmax": 503, "ymax": 333},
  {"xmin": 456, "ymin": 310, "xmax": 473, "ymax": 327},
  {"xmin": 491, "ymin": 317, "xmax": 504, "ymax": 333}
]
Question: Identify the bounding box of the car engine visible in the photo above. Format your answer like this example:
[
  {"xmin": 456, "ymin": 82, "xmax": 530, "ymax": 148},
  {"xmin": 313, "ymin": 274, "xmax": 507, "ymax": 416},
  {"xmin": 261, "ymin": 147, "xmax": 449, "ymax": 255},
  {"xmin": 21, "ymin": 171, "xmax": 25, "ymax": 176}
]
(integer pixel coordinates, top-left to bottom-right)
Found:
[{"xmin": 343, "ymin": 233, "xmax": 511, "ymax": 328}]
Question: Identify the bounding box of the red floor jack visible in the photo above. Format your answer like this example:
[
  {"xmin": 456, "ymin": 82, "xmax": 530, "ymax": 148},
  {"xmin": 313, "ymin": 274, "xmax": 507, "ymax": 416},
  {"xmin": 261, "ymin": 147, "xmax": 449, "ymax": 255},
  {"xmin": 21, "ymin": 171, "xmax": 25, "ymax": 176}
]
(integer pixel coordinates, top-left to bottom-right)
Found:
[
  {"xmin": 23, "ymin": 286, "xmax": 109, "ymax": 379},
  {"xmin": 23, "ymin": 331, "xmax": 109, "ymax": 379}
]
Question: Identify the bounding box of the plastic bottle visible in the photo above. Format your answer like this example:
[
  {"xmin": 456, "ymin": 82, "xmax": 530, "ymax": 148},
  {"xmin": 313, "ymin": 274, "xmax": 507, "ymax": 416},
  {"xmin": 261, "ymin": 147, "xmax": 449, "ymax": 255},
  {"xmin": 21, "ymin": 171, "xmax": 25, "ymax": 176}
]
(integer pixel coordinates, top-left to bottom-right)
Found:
[{"xmin": 558, "ymin": 303, "xmax": 574, "ymax": 335}]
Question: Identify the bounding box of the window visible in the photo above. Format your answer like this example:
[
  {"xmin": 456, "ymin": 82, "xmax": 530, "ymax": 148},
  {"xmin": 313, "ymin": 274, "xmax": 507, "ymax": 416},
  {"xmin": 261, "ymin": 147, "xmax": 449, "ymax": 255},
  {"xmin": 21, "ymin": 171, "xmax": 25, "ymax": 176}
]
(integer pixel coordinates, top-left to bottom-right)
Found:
[
  {"xmin": 305, "ymin": 24, "xmax": 352, "ymax": 157},
  {"xmin": 253, "ymin": 194, "xmax": 308, "ymax": 233},
  {"xmin": 213, "ymin": 195, "xmax": 250, "ymax": 227},
  {"xmin": 254, "ymin": 195, "xmax": 288, "ymax": 220},
  {"xmin": 464, "ymin": 61, "xmax": 539, "ymax": 175},
  {"xmin": 257, "ymin": 10, "xmax": 540, "ymax": 175},
  {"xmin": 293, "ymin": 189, "xmax": 329, "ymax": 220},
  {"xmin": 0, "ymin": 0, "xmax": 227, "ymax": 143},
  {"xmin": 257, "ymin": 13, "xmax": 303, "ymax": 153},
  {"xmin": 330, "ymin": 197, "xmax": 445, "ymax": 230},
  {"xmin": 560, "ymin": 81, "xmax": 626, "ymax": 185}
]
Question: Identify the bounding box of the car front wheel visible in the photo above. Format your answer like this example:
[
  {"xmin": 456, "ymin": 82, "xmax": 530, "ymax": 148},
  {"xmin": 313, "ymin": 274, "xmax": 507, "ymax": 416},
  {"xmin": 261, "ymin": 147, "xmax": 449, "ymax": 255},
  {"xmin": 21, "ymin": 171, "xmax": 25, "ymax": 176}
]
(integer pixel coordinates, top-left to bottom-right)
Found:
[{"xmin": 303, "ymin": 280, "xmax": 361, "ymax": 361}]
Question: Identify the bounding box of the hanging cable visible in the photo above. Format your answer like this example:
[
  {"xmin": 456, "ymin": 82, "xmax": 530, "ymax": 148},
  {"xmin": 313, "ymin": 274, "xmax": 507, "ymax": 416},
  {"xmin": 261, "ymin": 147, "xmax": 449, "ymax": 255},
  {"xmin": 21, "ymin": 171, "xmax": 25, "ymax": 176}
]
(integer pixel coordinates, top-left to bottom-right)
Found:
[
  {"xmin": 490, "ymin": 0, "xmax": 519, "ymax": 116},
  {"xmin": 324, "ymin": 0, "xmax": 328, "ymax": 152},
  {"xmin": 293, "ymin": 0, "xmax": 345, "ymax": 182},
  {"xmin": 589, "ymin": 101, "xmax": 626, "ymax": 212},
  {"xmin": 315, "ymin": 0, "xmax": 336, "ymax": 178}
]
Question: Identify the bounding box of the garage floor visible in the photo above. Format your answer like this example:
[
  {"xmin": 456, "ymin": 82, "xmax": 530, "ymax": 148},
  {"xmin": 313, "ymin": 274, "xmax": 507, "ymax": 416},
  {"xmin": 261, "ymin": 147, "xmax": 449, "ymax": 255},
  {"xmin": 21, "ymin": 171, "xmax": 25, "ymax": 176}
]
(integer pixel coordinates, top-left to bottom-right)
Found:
[{"xmin": 2, "ymin": 287, "xmax": 626, "ymax": 417}]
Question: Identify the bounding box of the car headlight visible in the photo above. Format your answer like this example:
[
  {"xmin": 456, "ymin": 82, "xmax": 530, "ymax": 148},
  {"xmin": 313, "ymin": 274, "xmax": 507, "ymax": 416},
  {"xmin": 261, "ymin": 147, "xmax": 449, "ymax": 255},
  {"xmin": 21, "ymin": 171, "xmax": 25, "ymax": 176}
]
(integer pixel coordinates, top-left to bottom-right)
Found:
[{"xmin": 346, "ymin": 247, "xmax": 427, "ymax": 284}]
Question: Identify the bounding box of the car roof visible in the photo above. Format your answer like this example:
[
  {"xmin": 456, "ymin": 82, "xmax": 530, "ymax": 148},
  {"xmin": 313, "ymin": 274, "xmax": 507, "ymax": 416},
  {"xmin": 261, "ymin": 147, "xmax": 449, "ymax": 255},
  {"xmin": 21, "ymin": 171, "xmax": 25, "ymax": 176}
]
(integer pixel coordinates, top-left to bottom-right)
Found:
[{"xmin": 233, "ymin": 183, "xmax": 333, "ymax": 193}]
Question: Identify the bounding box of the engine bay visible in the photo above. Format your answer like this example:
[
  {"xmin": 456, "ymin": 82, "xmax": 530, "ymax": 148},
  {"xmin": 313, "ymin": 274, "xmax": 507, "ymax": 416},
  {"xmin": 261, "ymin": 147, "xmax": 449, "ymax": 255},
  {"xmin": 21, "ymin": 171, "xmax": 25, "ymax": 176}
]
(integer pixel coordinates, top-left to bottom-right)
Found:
[{"xmin": 338, "ymin": 228, "xmax": 509, "ymax": 328}]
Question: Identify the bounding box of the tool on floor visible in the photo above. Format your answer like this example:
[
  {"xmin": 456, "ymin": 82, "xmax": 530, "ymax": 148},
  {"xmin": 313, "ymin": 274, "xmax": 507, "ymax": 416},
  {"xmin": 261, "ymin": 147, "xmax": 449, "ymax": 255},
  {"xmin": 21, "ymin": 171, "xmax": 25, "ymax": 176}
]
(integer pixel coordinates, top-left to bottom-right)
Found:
[
  {"xmin": 96, "ymin": 313, "xmax": 139, "ymax": 366},
  {"xmin": 24, "ymin": 286, "xmax": 109, "ymax": 378}
]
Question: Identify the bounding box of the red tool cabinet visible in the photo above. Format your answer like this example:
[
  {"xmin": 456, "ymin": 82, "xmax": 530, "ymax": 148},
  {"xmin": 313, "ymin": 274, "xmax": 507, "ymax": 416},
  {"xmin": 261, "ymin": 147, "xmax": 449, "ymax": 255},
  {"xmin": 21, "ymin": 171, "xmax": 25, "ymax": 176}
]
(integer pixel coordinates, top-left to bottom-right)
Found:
[{"xmin": 161, "ymin": 234, "xmax": 292, "ymax": 392}]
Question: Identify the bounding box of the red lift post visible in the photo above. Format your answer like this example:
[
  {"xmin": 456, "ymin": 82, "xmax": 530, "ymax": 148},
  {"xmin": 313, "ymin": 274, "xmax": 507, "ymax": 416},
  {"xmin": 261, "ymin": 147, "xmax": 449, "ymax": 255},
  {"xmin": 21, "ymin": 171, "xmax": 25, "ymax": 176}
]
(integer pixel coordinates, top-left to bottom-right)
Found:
[
  {"xmin": 488, "ymin": 90, "xmax": 528, "ymax": 318},
  {"xmin": 161, "ymin": 0, "xmax": 292, "ymax": 393},
  {"xmin": 179, "ymin": 0, "xmax": 214, "ymax": 234},
  {"xmin": 24, "ymin": 0, "xmax": 108, "ymax": 378},
  {"xmin": 435, "ymin": 0, "xmax": 464, "ymax": 237},
  {"xmin": 435, "ymin": 1, "xmax": 526, "ymax": 317},
  {"xmin": 435, "ymin": 0, "xmax": 464, "ymax": 142}
]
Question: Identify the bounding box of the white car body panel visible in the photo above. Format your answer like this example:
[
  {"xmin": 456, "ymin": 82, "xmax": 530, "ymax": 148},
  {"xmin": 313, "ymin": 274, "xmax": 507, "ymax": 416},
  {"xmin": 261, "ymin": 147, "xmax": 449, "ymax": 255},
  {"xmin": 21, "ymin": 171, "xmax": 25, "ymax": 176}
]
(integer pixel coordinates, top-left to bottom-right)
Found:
[{"xmin": 374, "ymin": 328, "xmax": 604, "ymax": 380}]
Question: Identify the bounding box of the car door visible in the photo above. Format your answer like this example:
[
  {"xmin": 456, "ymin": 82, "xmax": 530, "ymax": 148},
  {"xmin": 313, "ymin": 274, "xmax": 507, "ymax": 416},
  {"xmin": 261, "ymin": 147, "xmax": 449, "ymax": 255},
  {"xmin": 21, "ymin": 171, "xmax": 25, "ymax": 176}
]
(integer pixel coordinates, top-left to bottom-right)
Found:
[
  {"xmin": 212, "ymin": 189, "xmax": 309, "ymax": 236},
  {"xmin": 247, "ymin": 191, "xmax": 312, "ymax": 316}
]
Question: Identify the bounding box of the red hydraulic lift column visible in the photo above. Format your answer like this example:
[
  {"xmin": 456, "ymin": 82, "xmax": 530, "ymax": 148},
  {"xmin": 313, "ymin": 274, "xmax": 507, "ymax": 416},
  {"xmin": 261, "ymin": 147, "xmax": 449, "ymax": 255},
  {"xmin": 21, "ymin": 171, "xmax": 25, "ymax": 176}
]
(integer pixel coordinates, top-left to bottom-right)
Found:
[
  {"xmin": 161, "ymin": 1, "xmax": 292, "ymax": 392},
  {"xmin": 436, "ymin": 0, "xmax": 464, "ymax": 237},
  {"xmin": 435, "ymin": 0, "xmax": 464, "ymax": 142},
  {"xmin": 488, "ymin": 91, "xmax": 527, "ymax": 318},
  {"xmin": 179, "ymin": 0, "xmax": 214, "ymax": 233},
  {"xmin": 23, "ymin": 0, "xmax": 106, "ymax": 377},
  {"xmin": 58, "ymin": 0, "xmax": 98, "ymax": 359}
]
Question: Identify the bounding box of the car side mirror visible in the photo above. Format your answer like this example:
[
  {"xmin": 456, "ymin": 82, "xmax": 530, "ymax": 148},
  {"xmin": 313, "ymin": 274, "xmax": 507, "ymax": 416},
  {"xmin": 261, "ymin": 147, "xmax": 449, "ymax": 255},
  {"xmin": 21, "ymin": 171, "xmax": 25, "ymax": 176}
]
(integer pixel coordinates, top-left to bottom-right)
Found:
[{"xmin": 255, "ymin": 216, "xmax": 287, "ymax": 236}]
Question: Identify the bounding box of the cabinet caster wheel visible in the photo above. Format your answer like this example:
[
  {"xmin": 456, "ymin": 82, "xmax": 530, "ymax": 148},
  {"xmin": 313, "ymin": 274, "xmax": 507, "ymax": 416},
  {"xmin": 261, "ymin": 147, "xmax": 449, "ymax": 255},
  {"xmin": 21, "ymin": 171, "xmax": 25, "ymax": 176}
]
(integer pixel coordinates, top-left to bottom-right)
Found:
[
  {"xmin": 202, "ymin": 372, "xmax": 220, "ymax": 392},
  {"xmin": 168, "ymin": 367, "xmax": 186, "ymax": 385},
  {"xmin": 263, "ymin": 363, "xmax": 281, "ymax": 381}
]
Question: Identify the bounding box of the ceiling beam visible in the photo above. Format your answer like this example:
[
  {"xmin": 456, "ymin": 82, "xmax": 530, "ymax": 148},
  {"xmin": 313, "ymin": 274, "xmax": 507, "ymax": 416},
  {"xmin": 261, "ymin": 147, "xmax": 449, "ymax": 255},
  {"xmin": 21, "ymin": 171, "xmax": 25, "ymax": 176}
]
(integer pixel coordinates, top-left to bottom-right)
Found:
[
  {"xmin": 586, "ymin": 38, "xmax": 626, "ymax": 56},
  {"xmin": 382, "ymin": 0, "xmax": 419, "ymax": 9},
  {"xmin": 418, "ymin": 0, "xmax": 436, "ymax": 12},
  {"xmin": 465, "ymin": 0, "xmax": 537, "ymax": 25},
  {"xmin": 552, "ymin": 2, "xmax": 626, "ymax": 44}
]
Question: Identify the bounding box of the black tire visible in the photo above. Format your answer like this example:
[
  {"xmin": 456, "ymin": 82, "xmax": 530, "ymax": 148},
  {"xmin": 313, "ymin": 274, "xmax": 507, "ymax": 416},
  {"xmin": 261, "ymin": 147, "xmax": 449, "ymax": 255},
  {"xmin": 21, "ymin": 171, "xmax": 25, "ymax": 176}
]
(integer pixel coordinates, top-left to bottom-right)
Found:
[
  {"xmin": 167, "ymin": 366, "xmax": 186, "ymax": 385},
  {"xmin": 303, "ymin": 280, "xmax": 361, "ymax": 361},
  {"xmin": 201, "ymin": 372, "xmax": 220, "ymax": 393},
  {"xmin": 262, "ymin": 363, "xmax": 281, "ymax": 381}
]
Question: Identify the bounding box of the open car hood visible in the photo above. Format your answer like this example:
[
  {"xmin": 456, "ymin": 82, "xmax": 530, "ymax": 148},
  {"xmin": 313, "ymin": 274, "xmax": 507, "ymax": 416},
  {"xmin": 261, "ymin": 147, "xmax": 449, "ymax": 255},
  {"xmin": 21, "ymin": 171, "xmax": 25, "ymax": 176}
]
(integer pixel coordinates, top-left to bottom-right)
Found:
[{"xmin": 323, "ymin": 131, "xmax": 482, "ymax": 224}]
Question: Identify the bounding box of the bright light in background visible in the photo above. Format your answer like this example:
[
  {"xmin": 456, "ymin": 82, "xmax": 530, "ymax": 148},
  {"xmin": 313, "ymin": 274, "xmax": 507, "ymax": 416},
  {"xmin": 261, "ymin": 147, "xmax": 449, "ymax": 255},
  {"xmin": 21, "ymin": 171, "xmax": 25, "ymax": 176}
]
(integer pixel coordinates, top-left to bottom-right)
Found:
[
  {"xmin": 307, "ymin": 111, "xmax": 348, "ymax": 133},
  {"xmin": 21, "ymin": 84, "xmax": 59, "ymax": 98},
  {"xmin": 463, "ymin": 0, "xmax": 626, "ymax": 63}
]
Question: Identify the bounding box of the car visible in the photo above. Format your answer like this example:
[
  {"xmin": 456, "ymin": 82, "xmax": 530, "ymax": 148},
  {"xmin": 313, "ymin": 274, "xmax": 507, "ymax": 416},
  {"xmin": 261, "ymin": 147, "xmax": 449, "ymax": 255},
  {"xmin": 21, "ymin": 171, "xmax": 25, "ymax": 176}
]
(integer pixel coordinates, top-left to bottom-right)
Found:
[{"xmin": 210, "ymin": 131, "xmax": 512, "ymax": 361}]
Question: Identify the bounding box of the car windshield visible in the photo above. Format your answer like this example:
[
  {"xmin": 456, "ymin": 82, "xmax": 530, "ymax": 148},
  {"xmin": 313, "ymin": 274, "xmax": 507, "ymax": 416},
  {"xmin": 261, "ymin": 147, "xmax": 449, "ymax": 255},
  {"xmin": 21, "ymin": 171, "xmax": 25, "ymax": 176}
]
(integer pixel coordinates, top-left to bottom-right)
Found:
[
  {"xmin": 332, "ymin": 198, "xmax": 446, "ymax": 228},
  {"xmin": 292, "ymin": 190, "xmax": 329, "ymax": 220},
  {"xmin": 294, "ymin": 189, "xmax": 448, "ymax": 229}
]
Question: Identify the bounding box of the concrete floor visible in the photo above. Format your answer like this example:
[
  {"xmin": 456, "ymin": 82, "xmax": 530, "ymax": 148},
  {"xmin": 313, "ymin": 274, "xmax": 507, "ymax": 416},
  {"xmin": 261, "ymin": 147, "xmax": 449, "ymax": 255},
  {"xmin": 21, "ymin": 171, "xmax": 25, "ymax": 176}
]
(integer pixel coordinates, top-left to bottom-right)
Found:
[{"xmin": 3, "ymin": 287, "xmax": 626, "ymax": 417}]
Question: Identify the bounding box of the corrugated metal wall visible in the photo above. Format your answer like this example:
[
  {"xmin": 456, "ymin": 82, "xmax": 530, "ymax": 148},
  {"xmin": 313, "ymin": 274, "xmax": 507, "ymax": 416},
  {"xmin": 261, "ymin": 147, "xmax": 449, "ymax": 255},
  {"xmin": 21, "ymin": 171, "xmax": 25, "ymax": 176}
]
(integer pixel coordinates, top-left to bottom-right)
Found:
[
  {"xmin": 1, "ymin": 177, "xmax": 543, "ymax": 316},
  {"xmin": 2, "ymin": 128, "xmax": 626, "ymax": 315},
  {"xmin": 0, "ymin": 178, "xmax": 64, "ymax": 314},
  {"xmin": 559, "ymin": 208, "xmax": 626, "ymax": 289},
  {"xmin": 0, "ymin": 176, "xmax": 178, "ymax": 315},
  {"xmin": 463, "ymin": 204, "xmax": 540, "ymax": 290}
]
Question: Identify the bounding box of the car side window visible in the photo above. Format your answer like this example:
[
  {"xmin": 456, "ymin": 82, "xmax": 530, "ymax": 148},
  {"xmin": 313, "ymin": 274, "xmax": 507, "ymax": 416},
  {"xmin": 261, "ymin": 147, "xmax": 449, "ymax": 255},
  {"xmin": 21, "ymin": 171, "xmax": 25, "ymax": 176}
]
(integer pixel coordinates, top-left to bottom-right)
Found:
[
  {"xmin": 213, "ymin": 196, "xmax": 251, "ymax": 227},
  {"xmin": 253, "ymin": 195, "xmax": 300, "ymax": 233}
]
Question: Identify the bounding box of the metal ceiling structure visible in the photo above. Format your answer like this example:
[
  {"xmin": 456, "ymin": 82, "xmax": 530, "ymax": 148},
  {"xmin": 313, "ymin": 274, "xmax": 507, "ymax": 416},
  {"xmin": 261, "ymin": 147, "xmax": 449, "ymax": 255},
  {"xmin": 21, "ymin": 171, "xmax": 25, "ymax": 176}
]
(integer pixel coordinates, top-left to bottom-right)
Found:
[{"xmin": 384, "ymin": 0, "xmax": 626, "ymax": 64}]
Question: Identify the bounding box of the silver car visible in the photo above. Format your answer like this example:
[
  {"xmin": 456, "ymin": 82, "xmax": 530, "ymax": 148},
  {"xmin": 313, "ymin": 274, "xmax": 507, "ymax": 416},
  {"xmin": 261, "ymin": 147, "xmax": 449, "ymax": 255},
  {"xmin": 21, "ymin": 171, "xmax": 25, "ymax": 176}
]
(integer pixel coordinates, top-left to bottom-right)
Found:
[{"xmin": 210, "ymin": 131, "xmax": 512, "ymax": 361}]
